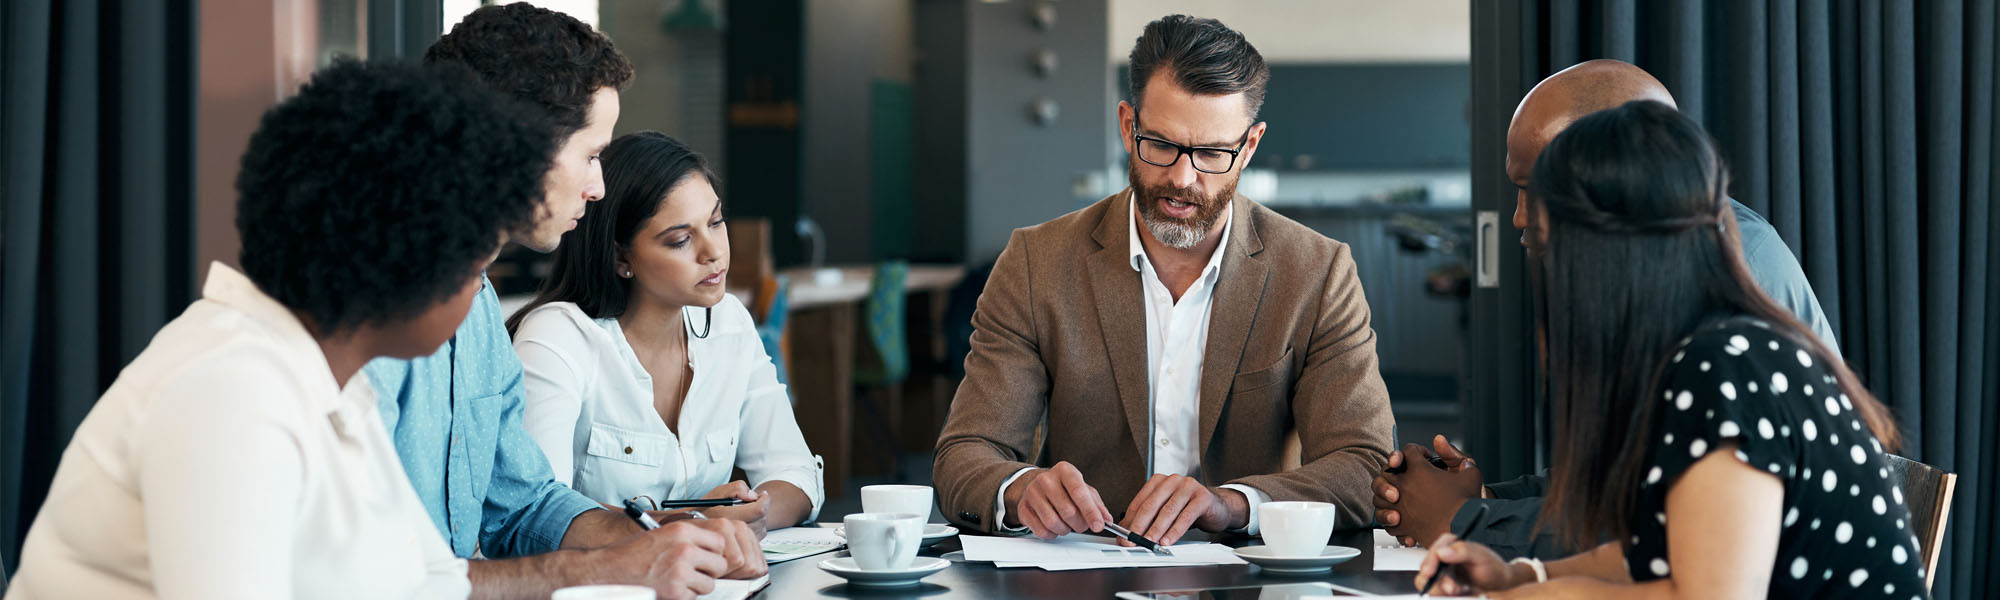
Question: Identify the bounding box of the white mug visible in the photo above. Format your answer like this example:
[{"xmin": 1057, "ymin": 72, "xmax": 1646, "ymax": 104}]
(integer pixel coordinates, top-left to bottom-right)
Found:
[
  {"xmin": 550, "ymin": 584, "xmax": 653, "ymax": 600},
  {"xmin": 844, "ymin": 512, "xmax": 924, "ymax": 570},
  {"xmin": 1259, "ymin": 501, "xmax": 1337, "ymax": 557},
  {"xmin": 860, "ymin": 484, "xmax": 933, "ymax": 518}
]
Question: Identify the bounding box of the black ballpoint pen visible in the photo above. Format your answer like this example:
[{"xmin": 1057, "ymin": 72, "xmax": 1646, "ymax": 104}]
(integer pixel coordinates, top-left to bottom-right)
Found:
[
  {"xmin": 1419, "ymin": 503, "xmax": 1491, "ymax": 597},
  {"xmin": 622, "ymin": 498, "xmax": 663, "ymax": 531},
  {"xmin": 1103, "ymin": 522, "xmax": 1175, "ymax": 557}
]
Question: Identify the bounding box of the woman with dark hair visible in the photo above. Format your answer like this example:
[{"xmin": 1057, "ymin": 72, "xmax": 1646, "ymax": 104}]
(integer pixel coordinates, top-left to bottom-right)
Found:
[
  {"xmin": 7, "ymin": 59, "xmax": 552, "ymax": 599},
  {"xmin": 510, "ymin": 131, "xmax": 820, "ymax": 536},
  {"xmin": 1416, "ymin": 101, "xmax": 1926, "ymax": 598}
]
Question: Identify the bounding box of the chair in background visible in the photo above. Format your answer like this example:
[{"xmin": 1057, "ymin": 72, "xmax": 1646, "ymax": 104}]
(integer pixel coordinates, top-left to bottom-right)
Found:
[
  {"xmin": 1884, "ymin": 453, "xmax": 1956, "ymax": 592},
  {"xmin": 853, "ymin": 261, "xmax": 910, "ymax": 478},
  {"xmin": 755, "ymin": 275, "xmax": 792, "ymax": 387}
]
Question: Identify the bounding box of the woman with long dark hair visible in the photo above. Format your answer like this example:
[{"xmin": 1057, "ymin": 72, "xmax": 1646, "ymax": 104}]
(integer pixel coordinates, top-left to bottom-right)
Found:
[
  {"xmin": 507, "ymin": 132, "xmax": 820, "ymax": 536},
  {"xmin": 1416, "ymin": 101, "xmax": 1926, "ymax": 598}
]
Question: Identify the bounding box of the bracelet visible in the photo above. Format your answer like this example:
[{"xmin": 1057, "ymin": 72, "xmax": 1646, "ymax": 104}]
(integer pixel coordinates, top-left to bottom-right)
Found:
[{"xmin": 1509, "ymin": 557, "xmax": 1548, "ymax": 583}]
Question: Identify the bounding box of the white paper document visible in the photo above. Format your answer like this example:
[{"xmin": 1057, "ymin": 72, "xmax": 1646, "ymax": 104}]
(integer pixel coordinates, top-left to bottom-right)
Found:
[
  {"xmin": 1372, "ymin": 529, "xmax": 1429, "ymax": 571},
  {"xmin": 760, "ymin": 526, "xmax": 843, "ymax": 564},
  {"xmin": 959, "ymin": 532, "xmax": 1247, "ymax": 571},
  {"xmin": 696, "ymin": 574, "xmax": 769, "ymax": 600}
]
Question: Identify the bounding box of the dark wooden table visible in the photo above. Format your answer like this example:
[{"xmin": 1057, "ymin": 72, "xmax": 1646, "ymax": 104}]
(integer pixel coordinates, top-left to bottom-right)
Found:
[{"xmin": 758, "ymin": 528, "xmax": 1422, "ymax": 598}]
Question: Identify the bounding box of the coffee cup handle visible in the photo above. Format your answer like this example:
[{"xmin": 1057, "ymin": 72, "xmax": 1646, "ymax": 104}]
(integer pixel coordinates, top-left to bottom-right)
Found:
[{"xmin": 885, "ymin": 524, "xmax": 907, "ymax": 566}]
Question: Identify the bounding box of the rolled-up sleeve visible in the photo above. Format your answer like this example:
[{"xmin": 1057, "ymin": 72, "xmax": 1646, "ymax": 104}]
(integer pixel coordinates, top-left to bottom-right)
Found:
[
  {"xmin": 736, "ymin": 335, "xmax": 825, "ymax": 524},
  {"xmin": 471, "ymin": 309, "xmax": 600, "ymax": 558}
]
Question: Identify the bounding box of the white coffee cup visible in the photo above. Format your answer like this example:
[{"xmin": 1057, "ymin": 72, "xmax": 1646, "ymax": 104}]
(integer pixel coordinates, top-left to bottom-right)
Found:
[
  {"xmin": 861, "ymin": 484, "xmax": 933, "ymax": 518},
  {"xmin": 550, "ymin": 584, "xmax": 653, "ymax": 600},
  {"xmin": 1259, "ymin": 501, "xmax": 1337, "ymax": 557},
  {"xmin": 844, "ymin": 512, "xmax": 924, "ymax": 570}
]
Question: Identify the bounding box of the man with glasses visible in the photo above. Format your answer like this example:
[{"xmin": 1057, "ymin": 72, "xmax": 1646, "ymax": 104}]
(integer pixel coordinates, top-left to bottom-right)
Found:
[{"xmin": 933, "ymin": 15, "xmax": 1395, "ymax": 545}]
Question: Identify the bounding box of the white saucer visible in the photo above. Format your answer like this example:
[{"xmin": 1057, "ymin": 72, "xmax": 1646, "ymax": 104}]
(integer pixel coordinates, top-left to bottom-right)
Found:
[
  {"xmin": 834, "ymin": 524, "xmax": 959, "ymax": 546},
  {"xmin": 1234, "ymin": 545, "xmax": 1362, "ymax": 573},
  {"xmin": 817, "ymin": 556, "xmax": 950, "ymax": 587}
]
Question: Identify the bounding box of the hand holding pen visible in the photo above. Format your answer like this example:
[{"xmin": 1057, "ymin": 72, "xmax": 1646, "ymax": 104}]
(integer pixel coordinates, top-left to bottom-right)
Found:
[{"xmin": 1414, "ymin": 505, "xmax": 1528, "ymax": 596}]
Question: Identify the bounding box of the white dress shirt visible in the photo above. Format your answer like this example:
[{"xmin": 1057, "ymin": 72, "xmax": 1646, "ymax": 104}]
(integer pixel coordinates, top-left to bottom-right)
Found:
[
  {"xmin": 995, "ymin": 195, "xmax": 1271, "ymax": 534},
  {"xmin": 514, "ymin": 294, "xmax": 823, "ymax": 522},
  {"xmin": 6, "ymin": 264, "xmax": 469, "ymax": 600}
]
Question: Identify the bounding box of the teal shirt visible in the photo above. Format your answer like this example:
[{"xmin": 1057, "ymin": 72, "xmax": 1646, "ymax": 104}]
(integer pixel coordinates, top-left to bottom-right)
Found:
[{"xmin": 366, "ymin": 278, "xmax": 600, "ymax": 558}]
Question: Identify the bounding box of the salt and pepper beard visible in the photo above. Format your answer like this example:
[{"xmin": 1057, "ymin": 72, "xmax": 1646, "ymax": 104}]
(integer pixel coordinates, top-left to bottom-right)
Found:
[{"xmin": 1128, "ymin": 156, "xmax": 1236, "ymax": 249}]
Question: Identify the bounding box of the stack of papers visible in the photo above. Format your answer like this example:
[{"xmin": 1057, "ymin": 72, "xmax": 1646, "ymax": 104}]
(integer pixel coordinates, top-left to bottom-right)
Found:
[
  {"xmin": 959, "ymin": 532, "xmax": 1247, "ymax": 571},
  {"xmin": 759, "ymin": 526, "xmax": 843, "ymax": 564},
  {"xmin": 1372, "ymin": 529, "xmax": 1428, "ymax": 571}
]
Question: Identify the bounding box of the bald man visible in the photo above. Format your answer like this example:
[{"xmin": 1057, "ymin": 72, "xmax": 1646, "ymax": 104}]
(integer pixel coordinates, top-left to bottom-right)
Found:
[{"xmin": 1370, "ymin": 59, "xmax": 1839, "ymax": 560}]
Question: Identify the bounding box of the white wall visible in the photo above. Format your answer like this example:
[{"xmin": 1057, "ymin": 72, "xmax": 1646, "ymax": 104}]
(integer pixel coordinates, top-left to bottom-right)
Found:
[{"xmin": 1108, "ymin": 0, "xmax": 1469, "ymax": 64}]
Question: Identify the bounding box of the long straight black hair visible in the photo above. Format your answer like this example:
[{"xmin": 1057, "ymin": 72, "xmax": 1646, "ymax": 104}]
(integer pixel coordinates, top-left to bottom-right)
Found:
[
  {"xmin": 506, "ymin": 131, "xmax": 718, "ymax": 333},
  {"xmin": 1530, "ymin": 101, "xmax": 1900, "ymax": 551}
]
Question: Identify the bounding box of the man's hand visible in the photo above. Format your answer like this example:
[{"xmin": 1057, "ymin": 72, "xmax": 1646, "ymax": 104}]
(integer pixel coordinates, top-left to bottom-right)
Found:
[
  {"xmin": 1118, "ymin": 474, "xmax": 1243, "ymax": 546},
  {"xmin": 1374, "ymin": 435, "xmax": 1483, "ymax": 547},
  {"xmin": 690, "ymin": 481, "xmax": 770, "ymax": 539},
  {"xmin": 585, "ymin": 520, "xmax": 728, "ymax": 600},
  {"xmin": 1005, "ymin": 461, "xmax": 1115, "ymax": 540},
  {"xmin": 681, "ymin": 517, "xmax": 768, "ymax": 580}
]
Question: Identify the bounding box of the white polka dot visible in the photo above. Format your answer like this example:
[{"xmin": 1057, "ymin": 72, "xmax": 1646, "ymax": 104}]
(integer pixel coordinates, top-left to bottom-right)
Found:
[
  {"xmin": 1803, "ymin": 420, "xmax": 1818, "ymax": 441},
  {"xmin": 1880, "ymin": 467, "xmax": 1889, "ymax": 479},
  {"xmin": 1801, "ymin": 467, "xmax": 1813, "ymax": 481},
  {"xmin": 1812, "ymin": 518, "xmax": 1822, "ymax": 530},
  {"xmin": 1868, "ymin": 536, "xmax": 1877, "ymax": 548},
  {"xmin": 1873, "ymin": 495, "xmax": 1888, "ymax": 515},
  {"xmin": 1892, "ymin": 544, "xmax": 1908, "ymax": 564},
  {"xmin": 1706, "ymin": 409, "xmax": 1715, "ymax": 419},
  {"xmin": 1665, "ymin": 433, "xmax": 1676, "ymax": 445},
  {"xmin": 1790, "ymin": 556, "xmax": 1809, "ymax": 579},
  {"xmin": 1675, "ymin": 391, "xmax": 1693, "ymax": 410},
  {"xmin": 1827, "ymin": 397, "xmax": 1842, "ymax": 415},
  {"xmin": 1893, "ymin": 487, "xmax": 1904, "ymax": 505},
  {"xmin": 1720, "ymin": 382, "xmax": 1737, "ymax": 400},
  {"xmin": 1835, "ymin": 521, "xmax": 1853, "ymax": 543},
  {"xmin": 1719, "ymin": 421, "xmax": 1741, "ymax": 438},
  {"xmin": 1884, "ymin": 583, "xmax": 1895, "ymax": 595},
  {"xmin": 1852, "ymin": 445, "xmax": 1868, "ymax": 464},
  {"xmin": 1632, "ymin": 535, "xmax": 1641, "ymax": 545},
  {"xmin": 1700, "ymin": 361, "xmax": 1711, "ymax": 372},
  {"xmin": 1768, "ymin": 463, "xmax": 1781, "ymax": 473},
  {"xmin": 1768, "ymin": 340, "xmax": 1781, "ymax": 351},
  {"xmin": 1872, "ymin": 438, "xmax": 1883, "ymax": 453},
  {"xmin": 1729, "ymin": 335, "xmax": 1751, "ymax": 353},
  {"xmin": 1822, "ymin": 470, "xmax": 1839, "ymax": 492},
  {"xmin": 1897, "ymin": 518, "xmax": 1905, "ymax": 529},
  {"xmin": 1841, "ymin": 394, "xmax": 1854, "ymax": 409},
  {"xmin": 1850, "ymin": 484, "xmax": 1860, "ymax": 496},
  {"xmin": 1853, "ymin": 420, "xmax": 1862, "ymax": 431},
  {"xmin": 1749, "ymin": 381, "xmax": 1760, "ymax": 393},
  {"xmin": 1656, "ymin": 512, "xmax": 1667, "ymax": 525},
  {"xmin": 1797, "ymin": 349, "xmax": 1813, "ymax": 367},
  {"xmin": 1782, "ymin": 425, "xmax": 1793, "ymax": 437},
  {"xmin": 1646, "ymin": 466, "xmax": 1662, "ymax": 484},
  {"xmin": 1735, "ymin": 449, "xmax": 1750, "ymax": 463},
  {"xmin": 1784, "ymin": 507, "xmax": 1799, "ymax": 527},
  {"xmin": 1832, "ymin": 432, "xmax": 1841, "ymax": 445},
  {"xmin": 1689, "ymin": 438, "xmax": 1708, "ymax": 457},
  {"xmin": 1824, "ymin": 569, "xmax": 1832, "ymax": 579},
  {"xmin": 1849, "ymin": 569, "xmax": 1869, "ymax": 587},
  {"xmin": 1650, "ymin": 558, "xmax": 1670, "ymax": 576},
  {"xmin": 1758, "ymin": 418, "xmax": 1775, "ymax": 439},
  {"xmin": 1664, "ymin": 390, "xmax": 1673, "ymax": 401},
  {"xmin": 1673, "ymin": 350, "xmax": 1685, "ymax": 363},
  {"xmin": 1803, "ymin": 384, "xmax": 1815, "ymax": 397},
  {"xmin": 1771, "ymin": 373, "xmax": 1789, "ymax": 394}
]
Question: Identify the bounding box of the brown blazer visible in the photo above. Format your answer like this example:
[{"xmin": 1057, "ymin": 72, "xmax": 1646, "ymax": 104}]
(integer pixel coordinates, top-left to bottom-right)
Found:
[{"xmin": 933, "ymin": 191, "xmax": 1395, "ymax": 534}]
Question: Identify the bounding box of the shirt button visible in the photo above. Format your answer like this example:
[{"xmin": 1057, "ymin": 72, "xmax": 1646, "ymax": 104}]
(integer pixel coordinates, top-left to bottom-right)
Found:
[
  {"xmin": 1157, "ymin": 437, "xmax": 1170, "ymax": 448},
  {"xmin": 1167, "ymin": 367, "xmax": 1177, "ymax": 376},
  {"xmin": 624, "ymin": 446, "xmax": 634, "ymax": 454}
]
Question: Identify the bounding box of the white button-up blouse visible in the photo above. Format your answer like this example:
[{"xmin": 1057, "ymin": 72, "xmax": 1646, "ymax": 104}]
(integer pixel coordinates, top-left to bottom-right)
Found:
[
  {"xmin": 6, "ymin": 264, "xmax": 469, "ymax": 600},
  {"xmin": 513, "ymin": 294, "xmax": 822, "ymax": 522}
]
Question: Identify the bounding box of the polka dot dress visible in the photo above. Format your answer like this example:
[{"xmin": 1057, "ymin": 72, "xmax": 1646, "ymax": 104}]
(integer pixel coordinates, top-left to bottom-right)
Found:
[{"xmin": 1626, "ymin": 317, "xmax": 1930, "ymax": 598}]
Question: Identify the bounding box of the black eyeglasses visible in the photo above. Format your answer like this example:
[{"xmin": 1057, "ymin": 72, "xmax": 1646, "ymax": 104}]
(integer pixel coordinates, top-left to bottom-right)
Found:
[{"xmin": 1131, "ymin": 108, "xmax": 1256, "ymax": 174}]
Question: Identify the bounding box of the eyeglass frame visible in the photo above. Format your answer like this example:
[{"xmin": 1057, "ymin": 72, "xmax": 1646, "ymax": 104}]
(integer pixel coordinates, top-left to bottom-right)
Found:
[{"xmin": 1129, "ymin": 107, "xmax": 1259, "ymax": 175}]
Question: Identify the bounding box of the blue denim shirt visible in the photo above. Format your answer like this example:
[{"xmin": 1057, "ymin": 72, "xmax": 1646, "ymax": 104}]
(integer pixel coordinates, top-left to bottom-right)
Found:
[{"xmin": 366, "ymin": 277, "xmax": 601, "ymax": 559}]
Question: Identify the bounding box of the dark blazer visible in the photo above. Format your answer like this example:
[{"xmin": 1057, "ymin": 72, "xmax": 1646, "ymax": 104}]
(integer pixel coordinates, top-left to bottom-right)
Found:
[{"xmin": 933, "ymin": 191, "xmax": 1396, "ymax": 533}]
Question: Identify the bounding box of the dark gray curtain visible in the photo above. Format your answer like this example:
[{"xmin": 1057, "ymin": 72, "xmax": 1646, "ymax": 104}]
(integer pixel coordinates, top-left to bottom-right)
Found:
[
  {"xmin": 1, "ymin": 0, "xmax": 196, "ymax": 575},
  {"xmin": 1471, "ymin": 1, "xmax": 1998, "ymax": 598}
]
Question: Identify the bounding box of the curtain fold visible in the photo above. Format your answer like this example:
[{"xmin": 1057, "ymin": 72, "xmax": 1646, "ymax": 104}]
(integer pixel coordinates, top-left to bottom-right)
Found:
[
  {"xmin": 1472, "ymin": 1, "xmax": 1998, "ymax": 597},
  {"xmin": 0, "ymin": 0, "xmax": 195, "ymax": 572}
]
